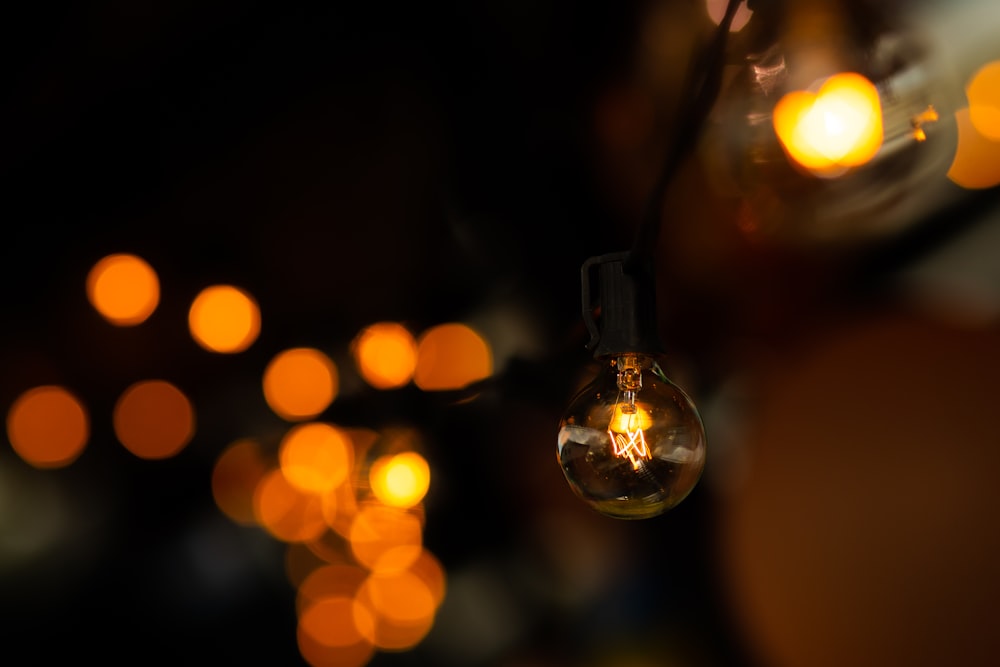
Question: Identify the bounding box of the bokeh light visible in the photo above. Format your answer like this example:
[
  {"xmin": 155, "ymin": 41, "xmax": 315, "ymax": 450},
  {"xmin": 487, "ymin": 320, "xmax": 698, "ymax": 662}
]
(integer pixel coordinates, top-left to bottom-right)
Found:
[
  {"xmin": 705, "ymin": 0, "xmax": 753, "ymax": 32},
  {"xmin": 188, "ymin": 284, "xmax": 261, "ymax": 353},
  {"xmin": 407, "ymin": 549, "xmax": 447, "ymax": 608},
  {"xmin": 356, "ymin": 569, "xmax": 437, "ymax": 650},
  {"xmin": 263, "ymin": 347, "xmax": 339, "ymax": 421},
  {"xmin": 212, "ymin": 438, "xmax": 271, "ymax": 525},
  {"xmin": 85, "ymin": 253, "xmax": 160, "ymax": 326},
  {"xmin": 6, "ymin": 386, "xmax": 89, "ymax": 468},
  {"xmin": 369, "ymin": 452, "xmax": 430, "ymax": 509},
  {"xmin": 254, "ymin": 467, "xmax": 328, "ymax": 543},
  {"xmin": 297, "ymin": 563, "xmax": 369, "ymax": 615},
  {"xmin": 349, "ymin": 504, "xmax": 423, "ymax": 573},
  {"xmin": 773, "ymin": 72, "xmax": 884, "ymax": 177},
  {"xmin": 947, "ymin": 107, "xmax": 1000, "ymax": 190},
  {"xmin": 297, "ymin": 604, "xmax": 377, "ymax": 667},
  {"xmin": 413, "ymin": 323, "xmax": 493, "ymax": 391},
  {"xmin": 299, "ymin": 596, "xmax": 377, "ymax": 649},
  {"xmin": 967, "ymin": 60, "xmax": 1000, "ymax": 140},
  {"xmin": 112, "ymin": 380, "xmax": 195, "ymax": 459},
  {"xmin": 352, "ymin": 322, "xmax": 418, "ymax": 390},
  {"xmin": 279, "ymin": 422, "xmax": 354, "ymax": 494}
]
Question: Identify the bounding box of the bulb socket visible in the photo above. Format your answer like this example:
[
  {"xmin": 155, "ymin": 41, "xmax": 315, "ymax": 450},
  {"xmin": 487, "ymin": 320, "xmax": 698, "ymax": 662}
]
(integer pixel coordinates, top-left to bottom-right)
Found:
[{"xmin": 582, "ymin": 251, "xmax": 664, "ymax": 358}]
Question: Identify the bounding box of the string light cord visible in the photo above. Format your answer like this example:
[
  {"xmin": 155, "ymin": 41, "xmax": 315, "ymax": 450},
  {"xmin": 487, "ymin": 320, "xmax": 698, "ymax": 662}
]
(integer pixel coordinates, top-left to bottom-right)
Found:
[{"xmin": 627, "ymin": 0, "xmax": 743, "ymax": 269}]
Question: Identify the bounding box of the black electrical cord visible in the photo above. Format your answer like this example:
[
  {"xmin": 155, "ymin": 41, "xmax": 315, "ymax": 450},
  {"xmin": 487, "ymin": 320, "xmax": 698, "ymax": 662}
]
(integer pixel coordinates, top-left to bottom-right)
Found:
[{"xmin": 627, "ymin": 0, "xmax": 744, "ymax": 269}]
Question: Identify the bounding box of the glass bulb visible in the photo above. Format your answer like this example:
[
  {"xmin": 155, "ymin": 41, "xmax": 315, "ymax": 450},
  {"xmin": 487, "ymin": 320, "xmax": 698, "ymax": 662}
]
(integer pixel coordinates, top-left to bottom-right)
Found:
[{"xmin": 557, "ymin": 353, "xmax": 706, "ymax": 520}]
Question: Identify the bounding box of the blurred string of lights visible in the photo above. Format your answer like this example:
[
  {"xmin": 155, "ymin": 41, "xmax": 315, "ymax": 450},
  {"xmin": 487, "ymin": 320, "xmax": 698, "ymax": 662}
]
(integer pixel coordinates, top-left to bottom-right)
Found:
[
  {"xmin": 557, "ymin": 0, "xmax": 1000, "ymax": 519},
  {"xmin": 2, "ymin": 250, "xmax": 496, "ymax": 665}
]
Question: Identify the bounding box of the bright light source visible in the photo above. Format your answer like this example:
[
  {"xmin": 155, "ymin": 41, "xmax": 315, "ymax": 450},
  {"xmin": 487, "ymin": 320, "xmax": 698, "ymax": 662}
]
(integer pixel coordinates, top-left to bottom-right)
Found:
[
  {"xmin": 773, "ymin": 72, "xmax": 883, "ymax": 177},
  {"xmin": 6, "ymin": 386, "xmax": 89, "ymax": 468},
  {"xmin": 113, "ymin": 380, "xmax": 195, "ymax": 459},
  {"xmin": 352, "ymin": 322, "xmax": 418, "ymax": 390},
  {"xmin": 967, "ymin": 60, "xmax": 1000, "ymax": 141},
  {"xmin": 262, "ymin": 347, "xmax": 339, "ymax": 421},
  {"xmin": 413, "ymin": 323, "xmax": 492, "ymax": 391},
  {"xmin": 369, "ymin": 452, "xmax": 430, "ymax": 509},
  {"xmin": 86, "ymin": 253, "xmax": 160, "ymax": 326},
  {"xmin": 188, "ymin": 285, "xmax": 261, "ymax": 353}
]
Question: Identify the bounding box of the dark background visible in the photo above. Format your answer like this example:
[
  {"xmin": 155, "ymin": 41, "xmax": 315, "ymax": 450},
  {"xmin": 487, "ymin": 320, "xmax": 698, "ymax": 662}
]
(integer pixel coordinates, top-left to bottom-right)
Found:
[{"xmin": 2, "ymin": 1, "xmax": 999, "ymax": 665}]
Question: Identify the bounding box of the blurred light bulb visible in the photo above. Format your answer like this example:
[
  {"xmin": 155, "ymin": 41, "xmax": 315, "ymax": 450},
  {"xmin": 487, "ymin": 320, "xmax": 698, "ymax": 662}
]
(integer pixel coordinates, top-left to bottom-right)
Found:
[
  {"xmin": 704, "ymin": 1, "xmax": 964, "ymax": 245},
  {"xmin": 773, "ymin": 71, "xmax": 883, "ymax": 177},
  {"xmin": 557, "ymin": 253, "xmax": 706, "ymax": 520}
]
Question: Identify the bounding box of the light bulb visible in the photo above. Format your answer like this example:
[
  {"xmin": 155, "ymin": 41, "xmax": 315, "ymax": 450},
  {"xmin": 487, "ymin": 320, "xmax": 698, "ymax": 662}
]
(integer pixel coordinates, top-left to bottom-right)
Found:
[
  {"xmin": 704, "ymin": 0, "xmax": 964, "ymax": 246},
  {"xmin": 557, "ymin": 252, "xmax": 706, "ymax": 519}
]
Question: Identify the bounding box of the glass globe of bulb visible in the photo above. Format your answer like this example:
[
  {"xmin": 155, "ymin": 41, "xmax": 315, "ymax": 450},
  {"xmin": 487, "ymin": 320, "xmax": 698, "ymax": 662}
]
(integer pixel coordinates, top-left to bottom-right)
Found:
[{"xmin": 557, "ymin": 352, "xmax": 706, "ymax": 520}]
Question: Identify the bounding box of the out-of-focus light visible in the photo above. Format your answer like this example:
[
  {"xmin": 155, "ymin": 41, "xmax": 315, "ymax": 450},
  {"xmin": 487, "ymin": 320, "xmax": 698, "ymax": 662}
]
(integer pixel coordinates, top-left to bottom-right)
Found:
[
  {"xmin": 773, "ymin": 72, "xmax": 884, "ymax": 177},
  {"xmin": 188, "ymin": 285, "xmax": 261, "ymax": 353},
  {"xmin": 705, "ymin": 2, "xmax": 961, "ymax": 246},
  {"xmin": 705, "ymin": 0, "xmax": 752, "ymax": 32},
  {"xmin": 413, "ymin": 323, "xmax": 493, "ymax": 391},
  {"xmin": 967, "ymin": 60, "xmax": 1000, "ymax": 140},
  {"xmin": 368, "ymin": 452, "xmax": 430, "ymax": 509},
  {"xmin": 407, "ymin": 549, "xmax": 447, "ymax": 608},
  {"xmin": 212, "ymin": 439, "xmax": 271, "ymax": 525},
  {"xmin": 322, "ymin": 477, "xmax": 362, "ymax": 539},
  {"xmin": 6, "ymin": 386, "xmax": 89, "ymax": 468},
  {"xmin": 112, "ymin": 379, "xmax": 195, "ymax": 459},
  {"xmin": 263, "ymin": 347, "xmax": 339, "ymax": 421},
  {"xmin": 86, "ymin": 253, "xmax": 160, "ymax": 326},
  {"xmin": 297, "ymin": 604, "xmax": 376, "ymax": 667},
  {"xmin": 356, "ymin": 569, "xmax": 437, "ymax": 650},
  {"xmin": 352, "ymin": 322, "xmax": 418, "ymax": 390},
  {"xmin": 279, "ymin": 422, "xmax": 353, "ymax": 494},
  {"xmin": 348, "ymin": 504, "xmax": 423, "ymax": 573},
  {"xmin": 948, "ymin": 107, "xmax": 1000, "ymax": 190},
  {"xmin": 253, "ymin": 467, "xmax": 328, "ymax": 543},
  {"xmin": 297, "ymin": 563, "xmax": 369, "ymax": 615},
  {"xmin": 299, "ymin": 596, "xmax": 377, "ymax": 649}
]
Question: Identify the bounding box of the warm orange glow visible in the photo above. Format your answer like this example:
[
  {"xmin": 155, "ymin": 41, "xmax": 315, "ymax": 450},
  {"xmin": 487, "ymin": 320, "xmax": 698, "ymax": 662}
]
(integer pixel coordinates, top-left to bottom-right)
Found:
[
  {"xmin": 413, "ymin": 323, "xmax": 493, "ymax": 391},
  {"xmin": 968, "ymin": 61, "xmax": 1000, "ymax": 141},
  {"xmin": 299, "ymin": 596, "xmax": 377, "ymax": 648},
  {"xmin": 948, "ymin": 107, "xmax": 1000, "ymax": 190},
  {"xmin": 254, "ymin": 467, "xmax": 328, "ymax": 543},
  {"xmin": 408, "ymin": 549, "xmax": 447, "ymax": 608},
  {"xmin": 349, "ymin": 504, "xmax": 423, "ymax": 573},
  {"xmin": 609, "ymin": 402, "xmax": 653, "ymax": 432},
  {"xmin": 322, "ymin": 477, "xmax": 361, "ymax": 538},
  {"xmin": 369, "ymin": 452, "xmax": 430, "ymax": 509},
  {"xmin": 356, "ymin": 570, "xmax": 437, "ymax": 650},
  {"xmin": 296, "ymin": 606, "xmax": 376, "ymax": 667},
  {"xmin": 279, "ymin": 422, "xmax": 353, "ymax": 494},
  {"xmin": 212, "ymin": 439, "xmax": 270, "ymax": 525},
  {"xmin": 113, "ymin": 380, "xmax": 194, "ymax": 459},
  {"xmin": 263, "ymin": 348, "xmax": 339, "ymax": 421},
  {"xmin": 6, "ymin": 386, "xmax": 89, "ymax": 468},
  {"xmin": 773, "ymin": 72, "xmax": 883, "ymax": 177},
  {"xmin": 86, "ymin": 253, "xmax": 160, "ymax": 326},
  {"xmin": 296, "ymin": 563, "xmax": 368, "ymax": 615},
  {"xmin": 361, "ymin": 570, "xmax": 437, "ymax": 625},
  {"xmin": 188, "ymin": 285, "xmax": 261, "ymax": 353},
  {"xmin": 705, "ymin": 0, "xmax": 753, "ymax": 31},
  {"xmin": 352, "ymin": 322, "xmax": 418, "ymax": 389}
]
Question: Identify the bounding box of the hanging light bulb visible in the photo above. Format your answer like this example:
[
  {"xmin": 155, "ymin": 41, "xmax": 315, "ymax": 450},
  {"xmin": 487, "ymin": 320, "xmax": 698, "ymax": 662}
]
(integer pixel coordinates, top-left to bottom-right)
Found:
[{"xmin": 557, "ymin": 252, "xmax": 707, "ymax": 520}]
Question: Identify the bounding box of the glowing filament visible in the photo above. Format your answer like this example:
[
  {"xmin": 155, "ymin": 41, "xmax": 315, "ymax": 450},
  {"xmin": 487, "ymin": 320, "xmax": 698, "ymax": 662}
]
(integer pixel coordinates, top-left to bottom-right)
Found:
[
  {"xmin": 911, "ymin": 106, "xmax": 939, "ymax": 142},
  {"xmin": 610, "ymin": 422, "xmax": 650, "ymax": 470},
  {"xmin": 608, "ymin": 355, "xmax": 653, "ymax": 469}
]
